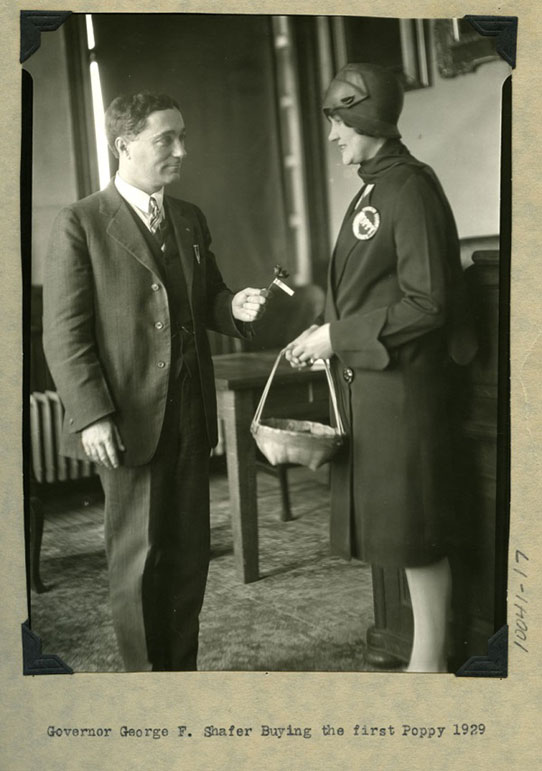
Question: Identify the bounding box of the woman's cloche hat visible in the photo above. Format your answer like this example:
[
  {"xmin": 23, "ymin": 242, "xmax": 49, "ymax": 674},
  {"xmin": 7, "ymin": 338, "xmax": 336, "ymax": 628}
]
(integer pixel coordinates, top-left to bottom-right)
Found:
[{"xmin": 323, "ymin": 63, "xmax": 404, "ymax": 139}]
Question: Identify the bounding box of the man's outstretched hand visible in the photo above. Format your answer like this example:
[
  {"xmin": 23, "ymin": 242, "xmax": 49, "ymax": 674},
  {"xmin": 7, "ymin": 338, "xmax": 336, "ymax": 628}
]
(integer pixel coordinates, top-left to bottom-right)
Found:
[{"xmin": 232, "ymin": 288, "xmax": 268, "ymax": 323}]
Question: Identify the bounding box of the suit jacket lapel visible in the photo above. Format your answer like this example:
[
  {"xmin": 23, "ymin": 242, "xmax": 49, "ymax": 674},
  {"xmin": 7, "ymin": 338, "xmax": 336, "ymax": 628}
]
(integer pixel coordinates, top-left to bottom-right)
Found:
[
  {"xmin": 324, "ymin": 282, "xmax": 338, "ymax": 322},
  {"xmin": 326, "ymin": 243, "xmax": 339, "ymax": 321},
  {"xmin": 333, "ymin": 183, "xmax": 375, "ymax": 290},
  {"xmin": 102, "ymin": 182, "xmax": 163, "ymax": 278},
  {"xmin": 327, "ymin": 186, "xmax": 363, "ymax": 319},
  {"xmin": 334, "ymin": 232, "xmax": 362, "ymax": 291},
  {"xmin": 165, "ymin": 199, "xmax": 194, "ymax": 299},
  {"xmin": 100, "ymin": 183, "xmax": 197, "ymax": 308}
]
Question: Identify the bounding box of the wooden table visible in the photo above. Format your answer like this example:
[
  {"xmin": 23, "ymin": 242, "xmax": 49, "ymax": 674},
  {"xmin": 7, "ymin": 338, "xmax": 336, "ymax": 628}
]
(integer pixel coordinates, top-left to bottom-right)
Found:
[{"xmin": 213, "ymin": 351, "xmax": 329, "ymax": 583}]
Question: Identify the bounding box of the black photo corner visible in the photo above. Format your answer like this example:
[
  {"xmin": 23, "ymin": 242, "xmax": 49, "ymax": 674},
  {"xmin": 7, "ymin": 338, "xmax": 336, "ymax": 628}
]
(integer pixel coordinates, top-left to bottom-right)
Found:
[{"xmin": 21, "ymin": 12, "xmax": 514, "ymax": 676}]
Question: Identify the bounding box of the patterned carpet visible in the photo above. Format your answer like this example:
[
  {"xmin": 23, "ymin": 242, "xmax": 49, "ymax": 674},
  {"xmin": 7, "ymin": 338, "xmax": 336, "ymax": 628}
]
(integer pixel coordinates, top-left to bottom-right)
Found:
[{"xmin": 30, "ymin": 465, "xmax": 376, "ymax": 673}]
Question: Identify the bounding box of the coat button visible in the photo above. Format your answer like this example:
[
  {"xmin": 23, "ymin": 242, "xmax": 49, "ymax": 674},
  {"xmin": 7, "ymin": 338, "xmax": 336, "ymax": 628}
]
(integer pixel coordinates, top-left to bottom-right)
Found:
[
  {"xmin": 157, "ymin": 361, "xmax": 166, "ymax": 368},
  {"xmin": 154, "ymin": 321, "xmax": 164, "ymax": 330},
  {"xmin": 343, "ymin": 367, "xmax": 354, "ymax": 384},
  {"xmin": 151, "ymin": 283, "xmax": 160, "ymax": 291}
]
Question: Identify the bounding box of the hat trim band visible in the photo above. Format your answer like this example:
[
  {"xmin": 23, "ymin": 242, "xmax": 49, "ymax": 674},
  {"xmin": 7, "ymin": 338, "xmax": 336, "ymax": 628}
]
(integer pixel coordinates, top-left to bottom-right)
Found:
[{"xmin": 326, "ymin": 108, "xmax": 401, "ymax": 139}]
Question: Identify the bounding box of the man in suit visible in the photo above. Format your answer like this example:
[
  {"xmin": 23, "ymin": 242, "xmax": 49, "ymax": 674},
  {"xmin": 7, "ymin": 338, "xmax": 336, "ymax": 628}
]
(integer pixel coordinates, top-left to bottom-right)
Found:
[{"xmin": 43, "ymin": 92, "xmax": 267, "ymax": 671}]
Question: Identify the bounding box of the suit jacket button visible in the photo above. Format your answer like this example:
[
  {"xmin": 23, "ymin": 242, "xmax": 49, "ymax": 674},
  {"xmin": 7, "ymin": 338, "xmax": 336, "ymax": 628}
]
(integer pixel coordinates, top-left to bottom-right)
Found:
[
  {"xmin": 157, "ymin": 361, "xmax": 166, "ymax": 368},
  {"xmin": 154, "ymin": 321, "xmax": 164, "ymax": 330},
  {"xmin": 151, "ymin": 283, "xmax": 160, "ymax": 291},
  {"xmin": 343, "ymin": 367, "xmax": 354, "ymax": 384}
]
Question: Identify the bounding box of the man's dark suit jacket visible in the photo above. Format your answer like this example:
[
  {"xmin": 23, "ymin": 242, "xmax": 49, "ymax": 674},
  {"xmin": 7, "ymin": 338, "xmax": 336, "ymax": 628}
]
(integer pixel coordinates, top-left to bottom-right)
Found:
[{"xmin": 43, "ymin": 180, "xmax": 243, "ymax": 466}]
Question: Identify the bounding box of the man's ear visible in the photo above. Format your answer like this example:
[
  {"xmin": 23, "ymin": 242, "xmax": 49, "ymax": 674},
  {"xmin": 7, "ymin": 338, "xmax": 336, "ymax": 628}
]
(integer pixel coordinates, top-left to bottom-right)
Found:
[{"xmin": 115, "ymin": 136, "xmax": 130, "ymax": 159}]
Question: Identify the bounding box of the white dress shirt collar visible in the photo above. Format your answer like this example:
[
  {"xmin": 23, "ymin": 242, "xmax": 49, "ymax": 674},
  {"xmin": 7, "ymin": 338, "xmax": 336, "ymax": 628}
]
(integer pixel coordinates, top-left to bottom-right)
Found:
[{"xmin": 115, "ymin": 173, "xmax": 164, "ymax": 216}]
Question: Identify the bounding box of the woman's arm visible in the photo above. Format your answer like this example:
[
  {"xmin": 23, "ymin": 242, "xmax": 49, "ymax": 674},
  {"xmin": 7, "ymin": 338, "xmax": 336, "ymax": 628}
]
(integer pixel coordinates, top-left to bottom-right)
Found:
[{"xmin": 329, "ymin": 170, "xmax": 454, "ymax": 370}]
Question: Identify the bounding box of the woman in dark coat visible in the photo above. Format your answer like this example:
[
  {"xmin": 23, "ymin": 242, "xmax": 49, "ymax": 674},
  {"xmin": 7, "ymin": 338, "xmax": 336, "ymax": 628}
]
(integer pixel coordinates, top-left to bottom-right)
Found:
[{"xmin": 286, "ymin": 63, "xmax": 477, "ymax": 672}]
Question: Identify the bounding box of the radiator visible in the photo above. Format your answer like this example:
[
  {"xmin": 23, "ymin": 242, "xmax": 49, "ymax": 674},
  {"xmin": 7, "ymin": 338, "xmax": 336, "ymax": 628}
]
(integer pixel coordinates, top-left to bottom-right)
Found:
[{"xmin": 29, "ymin": 391, "xmax": 97, "ymax": 484}]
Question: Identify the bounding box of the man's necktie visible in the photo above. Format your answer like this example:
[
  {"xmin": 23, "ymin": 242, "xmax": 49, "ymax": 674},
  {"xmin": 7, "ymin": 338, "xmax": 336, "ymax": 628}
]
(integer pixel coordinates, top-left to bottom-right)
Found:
[
  {"xmin": 149, "ymin": 195, "xmax": 163, "ymax": 235},
  {"xmin": 149, "ymin": 195, "xmax": 169, "ymax": 252}
]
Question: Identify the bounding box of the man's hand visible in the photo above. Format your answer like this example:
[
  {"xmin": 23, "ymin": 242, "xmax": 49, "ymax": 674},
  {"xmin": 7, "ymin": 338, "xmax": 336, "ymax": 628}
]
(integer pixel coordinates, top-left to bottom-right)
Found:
[
  {"xmin": 232, "ymin": 288, "xmax": 268, "ymax": 322},
  {"xmin": 81, "ymin": 417, "xmax": 125, "ymax": 470},
  {"xmin": 285, "ymin": 323, "xmax": 333, "ymax": 368}
]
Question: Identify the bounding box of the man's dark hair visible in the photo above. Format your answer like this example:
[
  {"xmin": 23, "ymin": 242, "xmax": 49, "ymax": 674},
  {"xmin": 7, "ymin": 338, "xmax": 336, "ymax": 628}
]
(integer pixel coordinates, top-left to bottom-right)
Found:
[{"xmin": 105, "ymin": 92, "xmax": 181, "ymax": 157}]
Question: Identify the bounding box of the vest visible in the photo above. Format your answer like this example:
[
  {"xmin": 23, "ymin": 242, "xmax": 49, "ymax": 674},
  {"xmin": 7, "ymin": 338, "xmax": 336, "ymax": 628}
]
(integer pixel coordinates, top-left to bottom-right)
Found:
[{"xmin": 127, "ymin": 202, "xmax": 197, "ymax": 378}]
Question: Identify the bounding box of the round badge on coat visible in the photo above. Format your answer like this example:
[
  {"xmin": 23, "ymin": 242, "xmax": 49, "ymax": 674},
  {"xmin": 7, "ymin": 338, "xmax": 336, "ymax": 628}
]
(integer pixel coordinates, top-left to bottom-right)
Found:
[{"xmin": 352, "ymin": 206, "xmax": 380, "ymax": 240}]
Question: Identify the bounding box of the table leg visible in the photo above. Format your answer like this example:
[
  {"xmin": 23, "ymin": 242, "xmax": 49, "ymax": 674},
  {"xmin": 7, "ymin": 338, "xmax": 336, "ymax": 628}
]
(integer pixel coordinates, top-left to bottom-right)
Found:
[{"xmin": 219, "ymin": 389, "xmax": 259, "ymax": 583}]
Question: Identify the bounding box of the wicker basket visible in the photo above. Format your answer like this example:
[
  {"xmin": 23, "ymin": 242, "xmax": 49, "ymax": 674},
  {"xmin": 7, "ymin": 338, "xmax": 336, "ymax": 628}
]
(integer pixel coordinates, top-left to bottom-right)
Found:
[{"xmin": 250, "ymin": 350, "xmax": 346, "ymax": 471}]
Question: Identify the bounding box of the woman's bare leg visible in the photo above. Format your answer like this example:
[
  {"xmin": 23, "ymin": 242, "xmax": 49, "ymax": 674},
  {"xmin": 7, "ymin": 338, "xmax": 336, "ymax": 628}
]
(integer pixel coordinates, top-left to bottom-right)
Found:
[{"xmin": 404, "ymin": 557, "xmax": 451, "ymax": 672}]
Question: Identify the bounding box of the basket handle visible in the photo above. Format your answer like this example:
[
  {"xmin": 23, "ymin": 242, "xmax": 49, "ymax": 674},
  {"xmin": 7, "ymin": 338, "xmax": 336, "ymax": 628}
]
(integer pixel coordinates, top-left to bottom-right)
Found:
[
  {"xmin": 251, "ymin": 350, "xmax": 345, "ymax": 436},
  {"xmin": 323, "ymin": 358, "xmax": 345, "ymax": 436}
]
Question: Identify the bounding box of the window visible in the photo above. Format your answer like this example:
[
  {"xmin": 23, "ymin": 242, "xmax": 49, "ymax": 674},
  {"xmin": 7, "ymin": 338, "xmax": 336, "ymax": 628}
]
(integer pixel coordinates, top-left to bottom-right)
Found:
[{"xmin": 85, "ymin": 15, "xmax": 111, "ymax": 189}]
